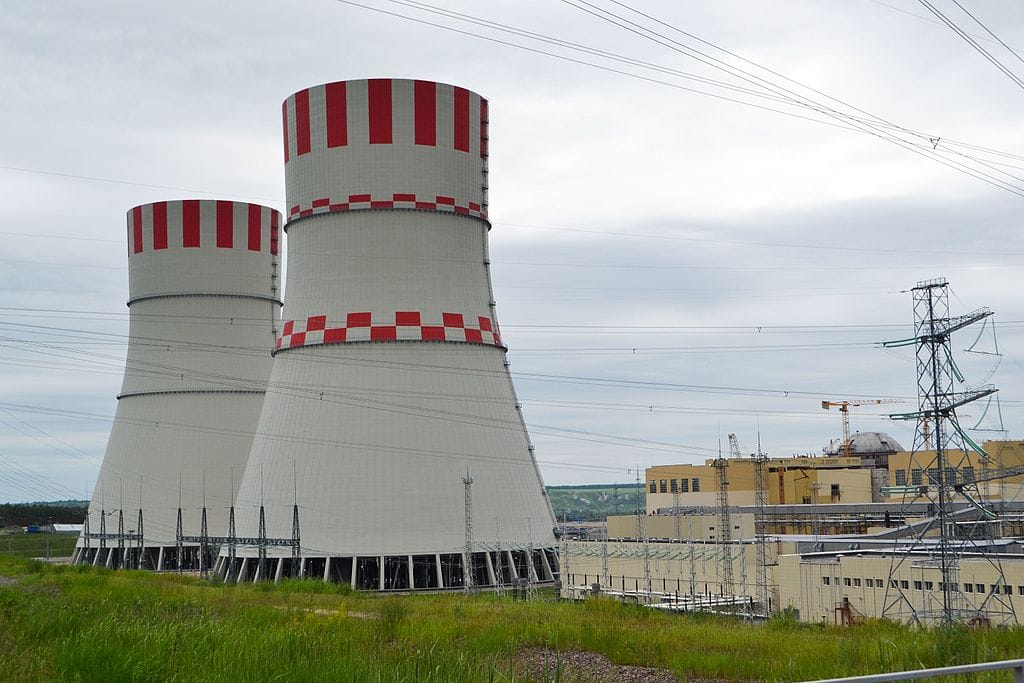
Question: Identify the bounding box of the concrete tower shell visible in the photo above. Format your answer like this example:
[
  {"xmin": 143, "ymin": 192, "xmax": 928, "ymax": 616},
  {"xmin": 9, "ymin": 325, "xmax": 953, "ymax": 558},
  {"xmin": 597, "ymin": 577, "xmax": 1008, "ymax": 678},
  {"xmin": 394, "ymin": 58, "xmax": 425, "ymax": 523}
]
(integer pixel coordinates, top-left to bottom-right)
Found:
[
  {"xmin": 221, "ymin": 79, "xmax": 558, "ymax": 589},
  {"xmin": 74, "ymin": 200, "xmax": 282, "ymax": 570}
]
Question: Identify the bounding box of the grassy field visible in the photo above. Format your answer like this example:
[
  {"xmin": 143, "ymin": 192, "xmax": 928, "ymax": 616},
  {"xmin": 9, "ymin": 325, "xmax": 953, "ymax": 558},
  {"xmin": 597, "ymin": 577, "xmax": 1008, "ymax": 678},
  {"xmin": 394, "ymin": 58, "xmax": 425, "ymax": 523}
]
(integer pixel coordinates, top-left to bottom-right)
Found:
[
  {"xmin": 1, "ymin": 555, "xmax": 1023, "ymax": 682},
  {"xmin": 0, "ymin": 534, "xmax": 77, "ymax": 559}
]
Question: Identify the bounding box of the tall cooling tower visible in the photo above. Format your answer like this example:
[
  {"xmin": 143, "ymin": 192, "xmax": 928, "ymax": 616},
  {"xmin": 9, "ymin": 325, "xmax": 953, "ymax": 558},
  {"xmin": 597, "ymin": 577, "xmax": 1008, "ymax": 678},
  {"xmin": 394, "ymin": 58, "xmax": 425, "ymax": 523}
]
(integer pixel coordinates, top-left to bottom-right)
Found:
[
  {"xmin": 220, "ymin": 78, "xmax": 558, "ymax": 589},
  {"xmin": 73, "ymin": 200, "xmax": 282, "ymax": 570}
]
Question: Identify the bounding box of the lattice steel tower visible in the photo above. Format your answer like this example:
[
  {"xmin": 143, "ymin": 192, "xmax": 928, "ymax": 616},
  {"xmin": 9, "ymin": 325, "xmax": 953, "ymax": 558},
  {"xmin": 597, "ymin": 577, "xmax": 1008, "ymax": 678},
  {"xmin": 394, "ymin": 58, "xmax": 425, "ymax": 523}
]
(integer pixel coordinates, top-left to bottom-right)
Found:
[{"xmin": 882, "ymin": 278, "xmax": 1014, "ymax": 626}]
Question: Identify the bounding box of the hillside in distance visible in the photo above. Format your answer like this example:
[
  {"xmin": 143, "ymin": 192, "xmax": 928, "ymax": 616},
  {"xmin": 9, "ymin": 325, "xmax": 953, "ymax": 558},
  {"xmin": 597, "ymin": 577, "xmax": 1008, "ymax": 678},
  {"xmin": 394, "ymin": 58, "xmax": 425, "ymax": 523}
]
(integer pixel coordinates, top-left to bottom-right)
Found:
[{"xmin": 546, "ymin": 484, "xmax": 641, "ymax": 522}]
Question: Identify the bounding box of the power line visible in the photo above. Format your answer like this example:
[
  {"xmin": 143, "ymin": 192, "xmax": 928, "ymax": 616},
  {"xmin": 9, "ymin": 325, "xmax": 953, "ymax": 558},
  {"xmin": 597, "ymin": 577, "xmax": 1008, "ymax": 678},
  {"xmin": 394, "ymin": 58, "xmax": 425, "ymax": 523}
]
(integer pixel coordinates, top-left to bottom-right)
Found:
[
  {"xmin": 917, "ymin": 0, "xmax": 1024, "ymax": 92},
  {"xmin": 336, "ymin": 0, "xmax": 1024, "ymax": 198},
  {"xmin": 559, "ymin": 0, "xmax": 1024, "ymax": 196},
  {"xmin": 946, "ymin": 0, "xmax": 1024, "ymax": 71}
]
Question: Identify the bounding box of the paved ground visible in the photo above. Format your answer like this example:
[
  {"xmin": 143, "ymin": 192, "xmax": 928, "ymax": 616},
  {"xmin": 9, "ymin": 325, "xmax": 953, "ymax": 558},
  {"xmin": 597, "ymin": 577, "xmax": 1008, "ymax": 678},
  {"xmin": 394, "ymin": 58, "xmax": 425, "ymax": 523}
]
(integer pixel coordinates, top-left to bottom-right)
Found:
[{"xmin": 515, "ymin": 647, "xmax": 682, "ymax": 682}]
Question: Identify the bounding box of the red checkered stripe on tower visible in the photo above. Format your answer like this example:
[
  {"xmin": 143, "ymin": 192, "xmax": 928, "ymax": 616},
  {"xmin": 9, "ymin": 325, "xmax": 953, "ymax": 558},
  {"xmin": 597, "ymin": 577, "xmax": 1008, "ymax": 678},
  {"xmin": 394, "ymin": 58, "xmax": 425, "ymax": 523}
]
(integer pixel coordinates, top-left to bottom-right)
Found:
[
  {"xmin": 275, "ymin": 311, "xmax": 502, "ymax": 351},
  {"xmin": 287, "ymin": 192, "xmax": 484, "ymax": 220}
]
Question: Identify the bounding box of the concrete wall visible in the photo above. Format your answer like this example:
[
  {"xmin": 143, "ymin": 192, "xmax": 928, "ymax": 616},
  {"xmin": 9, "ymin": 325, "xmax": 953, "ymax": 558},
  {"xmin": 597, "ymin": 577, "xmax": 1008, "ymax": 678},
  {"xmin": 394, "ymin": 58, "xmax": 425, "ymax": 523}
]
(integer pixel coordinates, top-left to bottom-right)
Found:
[
  {"xmin": 607, "ymin": 513, "xmax": 755, "ymax": 541},
  {"xmin": 777, "ymin": 553, "xmax": 1024, "ymax": 626}
]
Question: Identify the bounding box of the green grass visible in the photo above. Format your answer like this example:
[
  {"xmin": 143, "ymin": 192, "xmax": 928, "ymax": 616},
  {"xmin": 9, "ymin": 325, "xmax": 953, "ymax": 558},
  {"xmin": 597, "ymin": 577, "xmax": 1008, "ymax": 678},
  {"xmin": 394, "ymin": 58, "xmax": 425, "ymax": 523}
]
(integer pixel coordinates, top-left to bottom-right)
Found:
[
  {"xmin": 0, "ymin": 534, "xmax": 78, "ymax": 559},
  {"xmin": 0, "ymin": 555, "xmax": 1022, "ymax": 681}
]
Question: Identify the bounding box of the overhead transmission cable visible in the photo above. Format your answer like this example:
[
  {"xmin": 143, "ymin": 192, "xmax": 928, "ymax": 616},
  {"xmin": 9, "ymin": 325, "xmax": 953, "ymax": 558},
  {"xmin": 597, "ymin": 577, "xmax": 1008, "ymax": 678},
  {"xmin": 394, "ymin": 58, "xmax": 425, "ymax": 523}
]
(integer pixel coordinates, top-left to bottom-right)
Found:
[
  {"xmin": 337, "ymin": 0, "xmax": 1024, "ymax": 197},
  {"xmin": 917, "ymin": 0, "xmax": 1024, "ymax": 92},
  {"xmin": 946, "ymin": 0, "xmax": 1024, "ymax": 70},
  {"xmin": 558, "ymin": 0, "xmax": 1024, "ymax": 196}
]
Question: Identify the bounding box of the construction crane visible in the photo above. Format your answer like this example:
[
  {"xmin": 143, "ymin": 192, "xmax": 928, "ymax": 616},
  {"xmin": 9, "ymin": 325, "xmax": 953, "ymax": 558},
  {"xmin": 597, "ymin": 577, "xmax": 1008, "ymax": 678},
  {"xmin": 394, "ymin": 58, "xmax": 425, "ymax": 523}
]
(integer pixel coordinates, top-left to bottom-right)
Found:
[
  {"xmin": 821, "ymin": 399, "xmax": 904, "ymax": 456},
  {"xmin": 727, "ymin": 433, "xmax": 743, "ymax": 459}
]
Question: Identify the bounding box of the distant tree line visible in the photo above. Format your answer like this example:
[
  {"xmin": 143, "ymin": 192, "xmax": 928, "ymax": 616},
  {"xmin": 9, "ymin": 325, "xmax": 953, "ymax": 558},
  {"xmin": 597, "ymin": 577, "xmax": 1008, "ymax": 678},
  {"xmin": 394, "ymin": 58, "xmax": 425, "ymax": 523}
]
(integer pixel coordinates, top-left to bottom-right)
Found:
[{"xmin": 0, "ymin": 502, "xmax": 87, "ymax": 528}]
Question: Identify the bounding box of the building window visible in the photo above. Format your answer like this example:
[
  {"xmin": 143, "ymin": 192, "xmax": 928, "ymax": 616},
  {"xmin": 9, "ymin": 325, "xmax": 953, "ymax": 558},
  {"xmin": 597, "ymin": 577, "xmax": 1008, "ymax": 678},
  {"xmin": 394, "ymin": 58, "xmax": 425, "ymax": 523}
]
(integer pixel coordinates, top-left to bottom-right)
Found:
[
  {"xmin": 853, "ymin": 578, "xmax": 861, "ymax": 587},
  {"xmin": 977, "ymin": 584, "xmax": 985, "ymax": 594},
  {"xmin": 965, "ymin": 583, "xmax": 973, "ymax": 593},
  {"xmin": 692, "ymin": 478, "xmax": 700, "ymax": 492},
  {"xmin": 823, "ymin": 576, "xmax": 830, "ymax": 585},
  {"xmin": 844, "ymin": 578, "xmax": 852, "ymax": 587},
  {"xmin": 991, "ymin": 584, "xmax": 1000, "ymax": 594},
  {"xmin": 659, "ymin": 479, "xmax": 667, "ymax": 493},
  {"xmin": 928, "ymin": 468, "xmax": 940, "ymax": 484},
  {"xmin": 911, "ymin": 469, "xmax": 923, "ymax": 485},
  {"xmin": 890, "ymin": 579, "xmax": 898, "ymax": 588},
  {"xmin": 649, "ymin": 481, "xmax": 656, "ymax": 493},
  {"xmin": 914, "ymin": 581, "xmax": 922, "ymax": 590},
  {"xmin": 901, "ymin": 580, "xmax": 909, "ymax": 589},
  {"xmin": 944, "ymin": 467, "xmax": 956, "ymax": 485},
  {"xmin": 895, "ymin": 470, "xmax": 907, "ymax": 486},
  {"xmin": 1017, "ymin": 586, "xmax": 1024, "ymax": 596},
  {"xmin": 963, "ymin": 467, "xmax": 976, "ymax": 483},
  {"xmin": 670, "ymin": 479, "xmax": 678, "ymax": 493},
  {"xmin": 925, "ymin": 581, "xmax": 934, "ymax": 591},
  {"xmin": 874, "ymin": 578, "xmax": 882, "ymax": 588},
  {"xmin": 680, "ymin": 478, "xmax": 689, "ymax": 493},
  {"xmin": 1004, "ymin": 585, "xmax": 1012, "ymax": 595}
]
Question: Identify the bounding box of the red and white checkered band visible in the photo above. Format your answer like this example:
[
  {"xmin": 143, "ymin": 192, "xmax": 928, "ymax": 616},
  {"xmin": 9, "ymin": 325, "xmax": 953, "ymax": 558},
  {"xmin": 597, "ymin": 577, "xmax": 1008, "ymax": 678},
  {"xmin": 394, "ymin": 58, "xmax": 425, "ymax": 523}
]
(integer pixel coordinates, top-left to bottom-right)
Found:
[
  {"xmin": 287, "ymin": 193, "xmax": 485, "ymax": 220},
  {"xmin": 275, "ymin": 311, "xmax": 502, "ymax": 352}
]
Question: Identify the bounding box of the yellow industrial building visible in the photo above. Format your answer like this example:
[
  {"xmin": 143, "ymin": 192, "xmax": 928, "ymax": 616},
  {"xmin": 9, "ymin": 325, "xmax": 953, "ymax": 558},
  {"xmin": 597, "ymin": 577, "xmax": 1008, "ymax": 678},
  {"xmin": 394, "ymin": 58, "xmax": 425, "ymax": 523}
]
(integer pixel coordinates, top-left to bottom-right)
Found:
[
  {"xmin": 645, "ymin": 438, "xmax": 1024, "ymax": 513},
  {"xmin": 560, "ymin": 438, "xmax": 1024, "ymax": 625}
]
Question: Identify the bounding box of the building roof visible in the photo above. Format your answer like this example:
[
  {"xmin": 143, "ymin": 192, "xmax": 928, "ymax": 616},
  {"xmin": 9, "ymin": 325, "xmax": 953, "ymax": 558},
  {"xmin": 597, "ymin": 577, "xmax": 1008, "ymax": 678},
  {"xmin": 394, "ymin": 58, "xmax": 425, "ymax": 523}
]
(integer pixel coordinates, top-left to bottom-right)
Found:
[{"xmin": 823, "ymin": 431, "xmax": 904, "ymax": 455}]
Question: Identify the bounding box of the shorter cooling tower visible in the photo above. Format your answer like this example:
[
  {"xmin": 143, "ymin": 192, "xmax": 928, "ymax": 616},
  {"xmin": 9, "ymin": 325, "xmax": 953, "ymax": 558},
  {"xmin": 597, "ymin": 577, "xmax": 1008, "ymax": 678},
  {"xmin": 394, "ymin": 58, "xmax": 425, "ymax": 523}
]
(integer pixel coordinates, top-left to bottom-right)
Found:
[
  {"xmin": 74, "ymin": 199, "xmax": 281, "ymax": 570},
  {"xmin": 218, "ymin": 79, "xmax": 558, "ymax": 590}
]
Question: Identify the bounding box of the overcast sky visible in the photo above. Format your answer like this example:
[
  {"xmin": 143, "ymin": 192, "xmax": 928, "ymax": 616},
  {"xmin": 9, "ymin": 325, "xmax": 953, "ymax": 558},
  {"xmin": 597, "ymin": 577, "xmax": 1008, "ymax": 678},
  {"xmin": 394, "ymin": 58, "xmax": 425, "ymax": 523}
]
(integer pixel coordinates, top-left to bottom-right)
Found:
[{"xmin": 2, "ymin": 0, "xmax": 1023, "ymax": 502}]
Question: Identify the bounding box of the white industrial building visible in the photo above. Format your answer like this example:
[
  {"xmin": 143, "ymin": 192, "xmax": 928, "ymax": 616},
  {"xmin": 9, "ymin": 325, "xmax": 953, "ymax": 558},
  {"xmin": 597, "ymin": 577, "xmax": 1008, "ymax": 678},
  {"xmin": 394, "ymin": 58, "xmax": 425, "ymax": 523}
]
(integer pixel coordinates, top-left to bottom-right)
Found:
[
  {"xmin": 216, "ymin": 79, "xmax": 558, "ymax": 589},
  {"xmin": 73, "ymin": 200, "xmax": 282, "ymax": 570}
]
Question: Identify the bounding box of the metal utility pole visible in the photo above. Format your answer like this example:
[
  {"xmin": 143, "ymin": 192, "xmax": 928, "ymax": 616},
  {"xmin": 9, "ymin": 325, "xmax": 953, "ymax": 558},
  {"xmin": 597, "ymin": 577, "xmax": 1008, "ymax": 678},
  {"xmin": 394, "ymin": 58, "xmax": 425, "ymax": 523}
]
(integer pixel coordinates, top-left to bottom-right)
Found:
[
  {"xmin": 291, "ymin": 462, "xmax": 301, "ymax": 575},
  {"xmin": 882, "ymin": 278, "xmax": 1012, "ymax": 626},
  {"xmin": 199, "ymin": 473, "xmax": 209, "ymax": 577},
  {"xmin": 753, "ymin": 435, "xmax": 770, "ymax": 615},
  {"xmin": 714, "ymin": 447, "xmax": 733, "ymax": 596},
  {"xmin": 175, "ymin": 506, "xmax": 183, "ymax": 573},
  {"xmin": 116, "ymin": 481, "xmax": 125, "ymax": 570},
  {"xmin": 494, "ymin": 520, "xmax": 505, "ymax": 597},
  {"xmin": 135, "ymin": 507, "xmax": 144, "ymax": 570},
  {"xmin": 116, "ymin": 509, "xmax": 125, "ymax": 570},
  {"xmin": 257, "ymin": 504, "xmax": 267, "ymax": 581},
  {"xmin": 176, "ymin": 476, "xmax": 183, "ymax": 572},
  {"xmin": 634, "ymin": 468, "xmax": 652, "ymax": 602},
  {"xmin": 226, "ymin": 503, "xmax": 237, "ymax": 580},
  {"xmin": 291, "ymin": 504, "xmax": 301, "ymax": 576},
  {"xmin": 463, "ymin": 472, "xmax": 474, "ymax": 593},
  {"xmin": 810, "ymin": 482, "xmax": 822, "ymax": 538}
]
